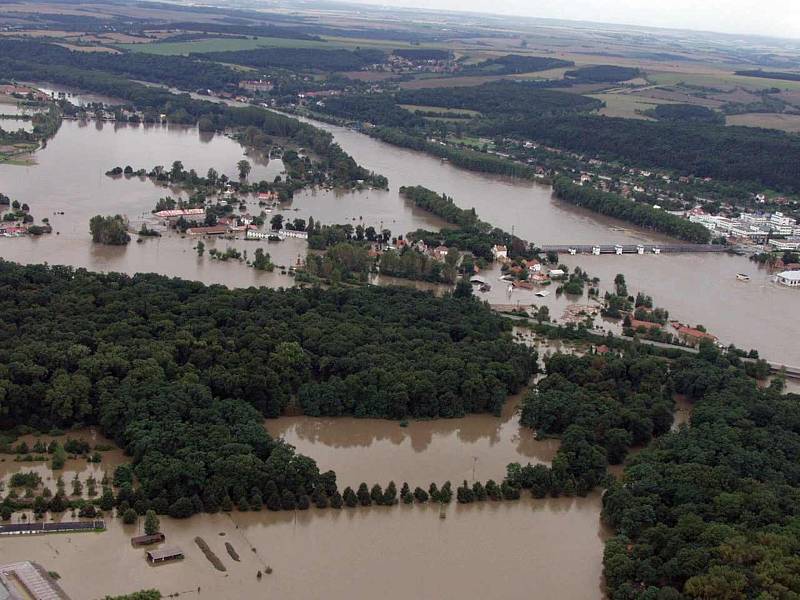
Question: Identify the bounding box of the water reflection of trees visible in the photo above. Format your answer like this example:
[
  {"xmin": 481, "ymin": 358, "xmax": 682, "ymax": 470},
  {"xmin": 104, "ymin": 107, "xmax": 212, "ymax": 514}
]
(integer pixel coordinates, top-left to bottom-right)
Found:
[{"xmin": 265, "ymin": 395, "xmax": 559, "ymax": 464}]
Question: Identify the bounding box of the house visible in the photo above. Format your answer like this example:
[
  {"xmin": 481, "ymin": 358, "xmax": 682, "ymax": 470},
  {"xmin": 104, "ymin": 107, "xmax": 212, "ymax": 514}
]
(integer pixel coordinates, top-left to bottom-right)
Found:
[
  {"xmin": 432, "ymin": 245, "xmax": 449, "ymax": 261},
  {"xmin": 279, "ymin": 229, "xmax": 309, "ymax": 240},
  {"xmin": 131, "ymin": 533, "xmax": 165, "ymax": 547},
  {"xmin": 628, "ymin": 318, "xmax": 662, "ymax": 331},
  {"xmin": 675, "ymin": 326, "xmax": 717, "ymax": 346},
  {"xmin": 491, "ymin": 245, "xmax": 508, "ymax": 261},
  {"xmin": 548, "ymin": 269, "xmax": 566, "ymax": 278},
  {"xmin": 526, "ymin": 259, "xmax": 542, "ymax": 273},
  {"xmin": 186, "ymin": 225, "xmax": 228, "ymax": 236},
  {"xmin": 776, "ymin": 270, "xmax": 800, "ymax": 287},
  {"xmin": 154, "ymin": 208, "xmax": 205, "ymax": 220},
  {"xmin": 595, "ymin": 344, "xmax": 610, "ymax": 355}
]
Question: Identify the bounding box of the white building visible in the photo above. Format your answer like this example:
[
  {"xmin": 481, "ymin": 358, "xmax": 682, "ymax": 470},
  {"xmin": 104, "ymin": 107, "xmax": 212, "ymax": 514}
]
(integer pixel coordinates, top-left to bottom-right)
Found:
[
  {"xmin": 776, "ymin": 271, "xmax": 800, "ymax": 287},
  {"xmin": 491, "ymin": 244, "xmax": 508, "ymax": 261},
  {"xmin": 279, "ymin": 229, "xmax": 308, "ymax": 240}
]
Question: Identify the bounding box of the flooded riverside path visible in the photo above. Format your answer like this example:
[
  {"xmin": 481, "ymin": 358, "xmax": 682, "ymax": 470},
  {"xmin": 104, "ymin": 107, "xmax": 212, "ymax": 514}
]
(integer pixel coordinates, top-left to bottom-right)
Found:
[{"xmin": 0, "ymin": 497, "xmax": 608, "ymax": 600}]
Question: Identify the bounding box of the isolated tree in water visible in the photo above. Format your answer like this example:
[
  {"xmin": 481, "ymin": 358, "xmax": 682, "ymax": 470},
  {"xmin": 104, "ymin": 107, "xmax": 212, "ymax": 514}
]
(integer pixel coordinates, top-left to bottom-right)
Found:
[
  {"xmin": 237, "ymin": 159, "xmax": 251, "ymax": 179},
  {"xmin": 144, "ymin": 510, "xmax": 160, "ymax": 535}
]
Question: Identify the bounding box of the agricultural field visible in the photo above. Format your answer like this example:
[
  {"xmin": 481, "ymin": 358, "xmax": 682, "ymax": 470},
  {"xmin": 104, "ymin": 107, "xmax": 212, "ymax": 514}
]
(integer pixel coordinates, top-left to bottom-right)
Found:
[
  {"xmin": 726, "ymin": 113, "xmax": 800, "ymax": 132},
  {"xmin": 399, "ymin": 104, "xmax": 482, "ymax": 117},
  {"xmin": 587, "ymin": 92, "xmax": 673, "ymax": 119},
  {"xmin": 649, "ymin": 69, "xmax": 800, "ymax": 91},
  {"xmin": 117, "ymin": 36, "xmax": 334, "ymax": 55}
]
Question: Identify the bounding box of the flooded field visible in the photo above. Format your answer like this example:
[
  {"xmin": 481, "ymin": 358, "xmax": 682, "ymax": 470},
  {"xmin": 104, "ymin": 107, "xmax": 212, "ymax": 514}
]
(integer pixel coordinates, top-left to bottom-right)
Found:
[
  {"xmin": 0, "ymin": 429, "xmax": 126, "ymax": 500},
  {"xmin": 0, "ymin": 496, "xmax": 607, "ymax": 600},
  {"xmin": 266, "ymin": 392, "xmax": 560, "ymax": 489}
]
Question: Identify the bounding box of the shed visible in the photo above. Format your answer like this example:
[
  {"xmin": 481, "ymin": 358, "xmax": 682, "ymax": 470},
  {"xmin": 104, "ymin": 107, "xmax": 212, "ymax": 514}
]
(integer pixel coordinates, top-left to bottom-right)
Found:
[
  {"xmin": 146, "ymin": 546, "xmax": 184, "ymax": 564},
  {"xmin": 132, "ymin": 533, "xmax": 165, "ymax": 547}
]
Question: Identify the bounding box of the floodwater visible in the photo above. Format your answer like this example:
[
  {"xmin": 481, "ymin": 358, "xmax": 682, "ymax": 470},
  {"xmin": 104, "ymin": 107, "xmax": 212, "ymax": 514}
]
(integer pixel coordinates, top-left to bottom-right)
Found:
[
  {"xmin": 3, "ymin": 95, "xmax": 797, "ymax": 363},
  {"xmin": 266, "ymin": 392, "xmax": 560, "ymax": 489},
  {"xmin": 0, "ymin": 496, "xmax": 608, "ymax": 600},
  {"xmin": 0, "ymin": 119, "xmax": 444, "ymax": 287},
  {"xmin": 0, "ymin": 429, "xmax": 126, "ymax": 499},
  {"xmin": 297, "ymin": 117, "xmax": 800, "ymax": 365},
  {"xmin": 559, "ymin": 253, "xmax": 800, "ymax": 364}
]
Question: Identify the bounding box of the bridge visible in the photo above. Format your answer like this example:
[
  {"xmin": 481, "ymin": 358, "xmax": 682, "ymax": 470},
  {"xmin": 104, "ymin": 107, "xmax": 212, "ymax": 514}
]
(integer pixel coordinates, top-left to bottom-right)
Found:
[{"xmin": 539, "ymin": 244, "xmax": 729, "ymax": 255}]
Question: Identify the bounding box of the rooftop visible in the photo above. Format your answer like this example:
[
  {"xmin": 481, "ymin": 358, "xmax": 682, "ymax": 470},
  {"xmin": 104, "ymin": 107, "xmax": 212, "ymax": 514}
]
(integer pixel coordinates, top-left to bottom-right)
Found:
[{"xmin": 777, "ymin": 270, "xmax": 800, "ymax": 281}]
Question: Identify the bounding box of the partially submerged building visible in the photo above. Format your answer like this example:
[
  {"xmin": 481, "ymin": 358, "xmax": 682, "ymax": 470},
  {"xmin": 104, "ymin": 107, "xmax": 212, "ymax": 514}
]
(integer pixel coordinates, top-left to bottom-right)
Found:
[
  {"xmin": 146, "ymin": 546, "xmax": 184, "ymax": 564},
  {"xmin": 0, "ymin": 561, "xmax": 71, "ymax": 600}
]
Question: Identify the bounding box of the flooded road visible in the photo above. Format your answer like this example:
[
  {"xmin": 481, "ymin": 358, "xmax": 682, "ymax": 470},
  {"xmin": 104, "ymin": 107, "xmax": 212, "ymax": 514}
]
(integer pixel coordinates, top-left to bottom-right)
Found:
[
  {"xmin": 266, "ymin": 392, "xmax": 559, "ymax": 489},
  {"xmin": 0, "ymin": 497, "xmax": 607, "ymax": 600}
]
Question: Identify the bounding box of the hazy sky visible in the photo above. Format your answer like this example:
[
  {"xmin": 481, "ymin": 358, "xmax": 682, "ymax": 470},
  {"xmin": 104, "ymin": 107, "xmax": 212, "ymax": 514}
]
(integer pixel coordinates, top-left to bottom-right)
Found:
[{"xmin": 347, "ymin": 0, "xmax": 800, "ymax": 39}]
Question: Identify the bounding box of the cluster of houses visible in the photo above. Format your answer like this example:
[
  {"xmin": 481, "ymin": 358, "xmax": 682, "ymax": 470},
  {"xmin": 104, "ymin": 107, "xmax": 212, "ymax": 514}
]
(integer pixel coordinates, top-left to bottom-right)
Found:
[
  {"xmin": 0, "ymin": 84, "xmax": 49, "ymax": 102},
  {"xmin": 627, "ymin": 315, "xmax": 719, "ymax": 347},
  {"xmin": 0, "ymin": 224, "xmax": 29, "ymax": 237},
  {"xmin": 366, "ymin": 54, "xmax": 459, "ymax": 75},
  {"xmin": 491, "ymin": 244, "xmax": 567, "ymax": 288},
  {"xmin": 689, "ymin": 209, "xmax": 800, "ymax": 246}
]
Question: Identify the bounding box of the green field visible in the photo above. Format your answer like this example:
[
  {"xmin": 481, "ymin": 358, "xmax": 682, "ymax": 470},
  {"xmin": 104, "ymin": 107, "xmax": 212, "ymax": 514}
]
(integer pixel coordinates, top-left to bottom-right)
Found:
[
  {"xmin": 649, "ymin": 70, "xmax": 800, "ymax": 92},
  {"xmin": 588, "ymin": 92, "xmax": 673, "ymax": 120},
  {"xmin": 118, "ymin": 34, "xmax": 446, "ymax": 56},
  {"xmin": 399, "ymin": 104, "xmax": 481, "ymax": 117},
  {"xmin": 117, "ymin": 36, "xmax": 335, "ymax": 55}
]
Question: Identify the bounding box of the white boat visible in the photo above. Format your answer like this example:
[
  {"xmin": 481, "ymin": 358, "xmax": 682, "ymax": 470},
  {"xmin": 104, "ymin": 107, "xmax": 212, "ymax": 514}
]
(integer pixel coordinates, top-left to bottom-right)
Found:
[
  {"xmin": 736, "ymin": 273, "xmax": 750, "ymax": 281},
  {"xmin": 535, "ymin": 290, "xmax": 551, "ymax": 298}
]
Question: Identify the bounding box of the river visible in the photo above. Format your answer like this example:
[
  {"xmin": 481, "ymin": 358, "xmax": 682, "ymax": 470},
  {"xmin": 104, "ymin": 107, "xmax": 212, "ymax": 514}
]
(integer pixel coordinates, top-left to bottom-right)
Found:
[
  {"xmin": 2, "ymin": 97, "xmax": 796, "ymax": 362},
  {"xmin": 295, "ymin": 117, "xmax": 800, "ymax": 365}
]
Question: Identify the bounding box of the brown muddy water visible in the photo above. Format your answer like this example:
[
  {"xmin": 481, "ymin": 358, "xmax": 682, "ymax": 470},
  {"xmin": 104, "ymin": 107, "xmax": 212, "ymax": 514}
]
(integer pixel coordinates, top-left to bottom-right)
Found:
[
  {"xmin": 0, "ymin": 496, "xmax": 607, "ymax": 600},
  {"xmin": 266, "ymin": 392, "xmax": 560, "ymax": 489},
  {"xmin": 0, "ymin": 429, "xmax": 126, "ymax": 498},
  {"xmin": 2, "ymin": 100, "xmax": 797, "ymax": 363}
]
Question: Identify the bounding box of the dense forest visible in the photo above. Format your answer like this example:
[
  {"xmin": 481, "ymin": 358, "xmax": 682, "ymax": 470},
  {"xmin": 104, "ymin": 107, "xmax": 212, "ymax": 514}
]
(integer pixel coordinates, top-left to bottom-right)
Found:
[
  {"xmin": 465, "ymin": 55, "xmax": 573, "ymax": 75},
  {"xmin": 735, "ymin": 69, "xmax": 800, "ymax": 82},
  {"xmin": 0, "ymin": 39, "xmax": 242, "ymax": 91},
  {"xmin": 553, "ymin": 177, "xmax": 711, "ymax": 243},
  {"xmin": 564, "ymin": 65, "xmax": 641, "ymax": 82},
  {"xmin": 0, "ymin": 262, "xmax": 536, "ymax": 509},
  {"xmin": 317, "ymin": 95, "xmax": 425, "ymax": 128},
  {"xmin": 602, "ymin": 351, "xmax": 800, "ymax": 599},
  {"xmin": 396, "ymin": 81, "xmax": 603, "ymax": 119},
  {"xmin": 515, "ymin": 353, "xmax": 674, "ymax": 494},
  {"xmin": 194, "ymin": 48, "xmax": 386, "ymax": 71},
  {"xmin": 495, "ymin": 115, "xmax": 800, "ymax": 191}
]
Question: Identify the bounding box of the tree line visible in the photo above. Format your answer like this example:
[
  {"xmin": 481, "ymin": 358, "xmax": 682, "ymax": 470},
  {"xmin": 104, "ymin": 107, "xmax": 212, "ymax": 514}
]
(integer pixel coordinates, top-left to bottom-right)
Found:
[
  {"xmin": 498, "ymin": 114, "xmax": 800, "ymax": 192},
  {"xmin": 195, "ymin": 47, "xmax": 386, "ymax": 72},
  {"xmin": 553, "ymin": 177, "xmax": 712, "ymax": 243}
]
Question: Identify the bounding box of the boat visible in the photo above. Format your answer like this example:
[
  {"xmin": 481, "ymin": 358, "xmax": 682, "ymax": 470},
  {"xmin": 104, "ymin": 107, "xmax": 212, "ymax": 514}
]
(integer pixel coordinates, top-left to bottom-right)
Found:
[
  {"xmin": 736, "ymin": 273, "xmax": 750, "ymax": 281},
  {"xmin": 535, "ymin": 290, "xmax": 551, "ymax": 298}
]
